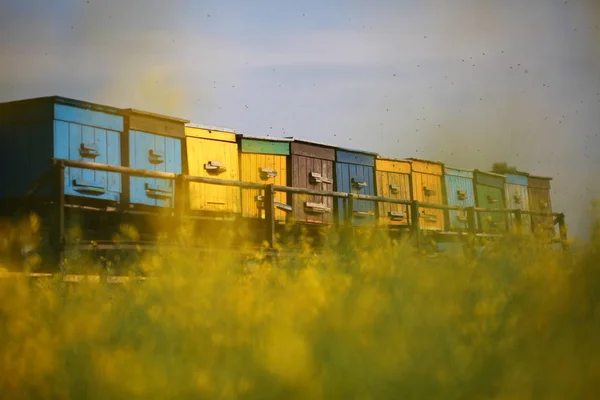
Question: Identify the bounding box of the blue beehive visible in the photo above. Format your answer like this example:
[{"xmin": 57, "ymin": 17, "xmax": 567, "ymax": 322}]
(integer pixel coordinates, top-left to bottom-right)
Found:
[
  {"xmin": 122, "ymin": 109, "xmax": 188, "ymax": 208},
  {"xmin": 0, "ymin": 96, "xmax": 123, "ymax": 203},
  {"xmin": 443, "ymin": 166, "xmax": 476, "ymax": 231},
  {"xmin": 334, "ymin": 147, "xmax": 378, "ymax": 225}
]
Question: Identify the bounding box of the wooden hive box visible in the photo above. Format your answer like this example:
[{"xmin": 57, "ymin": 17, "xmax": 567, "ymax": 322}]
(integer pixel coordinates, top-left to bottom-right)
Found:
[
  {"xmin": 0, "ymin": 96, "xmax": 124, "ymax": 205},
  {"xmin": 474, "ymin": 170, "xmax": 507, "ymax": 233},
  {"xmin": 407, "ymin": 158, "xmax": 445, "ymax": 231},
  {"xmin": 287, "ymin": 138, "xmax": 336, "ymax": 224},
  {"xmin": 443, "ymin": 166, "xmax": 476, "ymax": 231},
  {"xmin": 503, "ymin": 172, "xmax": 532, "ymax": 233},
  {"xmin": 335, "ymin": 147, "xmax": 378, "ymax": 225},
  {"xmin": 238, "ymin": 135, "xmax": 291, "ymax": 221},
  {"xmin": 123, "ymin": 109, "xmax": 188, "ymax": 209},
  {"xmin": 375, "ymin": 157, "xmax": 412, "ymax": 226},
  {"xmin": 527, "ymin": 175, "xmax": 553, "ymax": 234},
  {"xmin": 185, "ymin": 123, "xmax": 241, "ymax": 215}
]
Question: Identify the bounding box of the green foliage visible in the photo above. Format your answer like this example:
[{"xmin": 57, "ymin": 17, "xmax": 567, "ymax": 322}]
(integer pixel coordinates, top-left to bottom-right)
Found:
[{"xmin": 0, "ymin": 217, "xmax": 599, "ymax": 399}]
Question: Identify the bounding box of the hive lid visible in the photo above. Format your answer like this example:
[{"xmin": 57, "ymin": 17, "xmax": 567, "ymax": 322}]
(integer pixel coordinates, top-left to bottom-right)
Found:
[
  {"xmin": 186, "ymin": 122, "xmax": 236, "ymax": 133},
  {"xmin": 335, "ymin": 145, "xmax": 379, "ymax": 157},
  {"xmin": 376, "ymin": 155, "xmax": 412, "ymax": 163},
  {"xmin": 406, "ymin": 157, "xmax": 445, "ymax": 165},
  {"xmin": 238, "ymin": 134, "xmax": 293, "ymax": 142},
  {"xmin": 284, "ymin": 136, "xmax": 337, "ymax": 149},
  {"xmin": 444, "ymin": 165, "xmax": 475, "ymax": 172},
  {"xmin": 0, "ymin": 95, "xmax": 122, "ymax": 115},
  {"xmin": 123, "ymin": 108, "xmax": 190, "ymax": 124},
  {"xmin": 528, "ymin": 174, "xmax": 553, "ymax": 181}
]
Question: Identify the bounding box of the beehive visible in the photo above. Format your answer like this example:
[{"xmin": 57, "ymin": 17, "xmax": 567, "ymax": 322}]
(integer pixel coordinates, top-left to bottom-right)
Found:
[
  {"xmin": 375, "ymin": 157, "xmax": 412, "ymax": 226},
  {"xmin": 443, "ymin": 166, "xmax": 475, "ymax": 231},
  {"xmin": 185, "ymin": 124, "xmax": 240, "ymax": 214},
  {"xmin": 0, "ymin": 96, "xmax": 123, "ymax": 203},
  {"xmin": 474, "ymin": 170, "xmax": 507, "ymax": 232},
  {"xmin": 503, "ymin": 172, "xmax": 532, "ymax": 232},
  {"xmin": 288, "ymin": 139, "xmax": 336, "ymax": 224},
  {"xmin": 528, "ymin": 175, "xmax": 553, "ymax": 234},
  {"xmin": 407, "ymin": 158, "xmax": 445, "ymax": 231},
  {"xmin": 335, "ymin": 148, "xmax": 377, "ymax": 225},
  {"xmin": 238, "ymin": 136, "xmax": 291, "ymax": 221},
  {"xmin": 123, "ymin": 109, "xmax": 188, "ymax": 209}
]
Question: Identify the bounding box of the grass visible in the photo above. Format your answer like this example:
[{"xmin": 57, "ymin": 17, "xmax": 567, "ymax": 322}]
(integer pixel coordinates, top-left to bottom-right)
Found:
[{"xmin": 0, "ymin": 213, "xmax": 599, "ymax": 399}]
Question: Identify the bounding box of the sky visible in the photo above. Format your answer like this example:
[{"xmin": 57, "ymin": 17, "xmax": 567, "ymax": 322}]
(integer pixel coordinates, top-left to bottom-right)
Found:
[{"xmin": 1, "ymin": 0, "xmax": 599, "ymax": 239}]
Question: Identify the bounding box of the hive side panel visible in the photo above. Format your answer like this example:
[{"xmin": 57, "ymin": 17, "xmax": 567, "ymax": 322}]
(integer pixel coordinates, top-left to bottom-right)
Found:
[{"xmin": 187, "ymin": 138, "xmax": 241, "ymax": 213}]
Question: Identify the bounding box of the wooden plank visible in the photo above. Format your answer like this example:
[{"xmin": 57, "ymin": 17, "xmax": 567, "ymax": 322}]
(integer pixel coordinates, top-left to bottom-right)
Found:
[
  {"xmin": 336, "ymin": 150, "xmax": 375, "ymax": 166},
  {"xmin": 474, "ymin": 170, "xmax": 505, "ymax": 189},
  {"xmin": 444, "ymin": 166, "xmax": 473, "ymax": 179},
  {"xmin": 504, "ymin": 173, "xmax": 528, "ymax": 186},
  {"xmin": 409, "ymin": 159, "xmax": 443, "ymax": 175},
  {"xmin": 185, "ymin": 125, "xmax": 236, "ymax": 142},
  {"xmin": 53, "ymin": 159, "xmax": 177, "ymax": 179},
  {"xmin": 54, "ymin": 104, "xmax": 123, "ymax": 132},
  {"xmin": 240, "ymin": 139, "xmax": 290, "ymax": 155},
  {"xmin": 186, "ymin": 137, "xmax": 241, "ymax": 213},
  {"xmin": 127, "ymin": 112, "xmax": 186, "ymax": 138},
  {"xmin": 376, "ymin": 158, "xmax": 411, "ymax": 174},
  {"xmin": 528, "ymin": 176, "xmax": 552, "ymax": 189},
  {"xmin": 240, "ymin": 153, "xmax": 288, "ymax": 220},
  {"xmin": 290, "ymin": 142, "xmax": 335, "ymax": 160}
]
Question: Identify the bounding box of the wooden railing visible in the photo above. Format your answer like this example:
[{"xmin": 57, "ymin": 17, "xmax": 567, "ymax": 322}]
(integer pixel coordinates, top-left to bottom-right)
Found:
[{"xmin": 16, "ymin": 159, "xmax": 567, "ymax": 258}]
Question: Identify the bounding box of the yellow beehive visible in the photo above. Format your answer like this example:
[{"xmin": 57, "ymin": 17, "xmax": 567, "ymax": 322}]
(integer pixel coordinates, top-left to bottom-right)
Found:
[
  {"xmin": 408, "ymin": 158, "xmax": 445, "ymax": 231},
  {"xmin": 375, "ymin": 157, "xmax": 412, "ymax": 226},
  {"xmin": 239, "ymin": 136, "xmax": 291, "ymax": 221},
  {"xmin": 185, "ymin": 124, "xmax": 241, "ymax": 214}
]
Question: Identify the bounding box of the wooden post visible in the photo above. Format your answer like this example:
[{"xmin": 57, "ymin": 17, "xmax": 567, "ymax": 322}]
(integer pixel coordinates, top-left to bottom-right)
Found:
[
  {"xmin": 346, "ymin": 194, "xmax": 355, "ymax": 226},
  {"xmin": 264, "ymin": 184, "xmax": 276, "ymax": 250},
  {"xmin": 344, "ymin": 194, "xmax": 356, "ymax": 244},
  {"xmin": 174, "ymin": 174, "xmax": 187, "ymax": 244},
  {"xmin": 466, "ymin": 206, "xmax": 476, "ymax": 257},
  {"xmin": 410, "ymin": 201, "xmax": 421, "ymax": 251},
  {"xmin": 55, "ymin": 162, "xmax": 66, "ymax": 266},
  {"xmin": 557, "ymin": 213, "xmax": 569, "ymax": 251},
  {"xmin": 513, "ymin": 209, "xmax": 523, "ymax": 235}
]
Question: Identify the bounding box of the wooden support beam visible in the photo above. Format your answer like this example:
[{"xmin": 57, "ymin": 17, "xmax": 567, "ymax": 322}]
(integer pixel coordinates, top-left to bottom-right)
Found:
[
  {"xmin": 465, "ymin": 206, "xmax": 477, "ymax": 257},
  {"xmin": 264, "ymin": 184, "xmax": 276, "ymax": 250},
  {"xmin": 174, "ymin": 174, "xmax": 187, "ymax": 244},
  {"xmin": 55, "ymin": 162, "xmax": 66, "ymax": 266},
  {"xmin": 410, "ymin": 201, "xmax": 421, "ymax": 251},
  {"xmin": 513, "ymin": 209, "xmax": 523, "ymax": 235},
  {"xmin": 556, "ymin": 213, "xmax": 569, "ymax": 251},
  {"xmin": 346, "ymin": 194, "xmax": 355, "ymax": 226}
]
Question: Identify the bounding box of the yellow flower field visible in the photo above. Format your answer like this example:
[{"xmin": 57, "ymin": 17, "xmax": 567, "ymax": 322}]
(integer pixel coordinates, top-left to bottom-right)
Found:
[{"xmin": 0, "ymin": 213, "xmax": 599, "ymax": 399}]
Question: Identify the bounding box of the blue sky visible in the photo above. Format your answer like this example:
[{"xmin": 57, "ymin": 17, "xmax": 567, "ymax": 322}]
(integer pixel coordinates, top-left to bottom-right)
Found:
[{"xmin": 1, "ymin": 0, "xmax": 599, "ymax": 238}]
